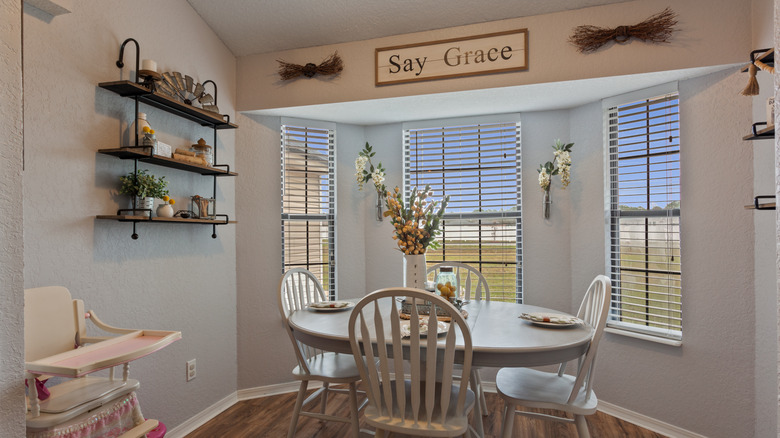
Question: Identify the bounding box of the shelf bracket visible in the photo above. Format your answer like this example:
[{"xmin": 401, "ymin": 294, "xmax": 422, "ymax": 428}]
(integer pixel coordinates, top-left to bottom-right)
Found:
[{"xmin": 754, "ymin": 195, "xmax": 776, "ymax": 210}]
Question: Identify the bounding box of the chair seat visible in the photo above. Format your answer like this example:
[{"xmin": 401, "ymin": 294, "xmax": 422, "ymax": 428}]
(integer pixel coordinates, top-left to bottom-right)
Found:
[
  {"xmin": 27, "ymin": 379, "xmax": 140, "ymax": 430},
  {"xmin": 364, "ymin": 379, "xmax": 475, "ymax": 437},
  {"xmin": 496, "ymin": 367, "xmax": 598, "ymax": 415},
  {"xmin": 291, "ymin": 352, "xmax": 362, "ymax": 383}
]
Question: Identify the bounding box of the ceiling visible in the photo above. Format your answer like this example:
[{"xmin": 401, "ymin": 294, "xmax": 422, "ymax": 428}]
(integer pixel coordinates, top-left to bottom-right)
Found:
[
  {"xmin": 186, "ymin": 0, "xmax": 636, "ymax": 57},
  {"xmin": 186, "ymin": 0, "xmax": 736, "ymax": 125}
]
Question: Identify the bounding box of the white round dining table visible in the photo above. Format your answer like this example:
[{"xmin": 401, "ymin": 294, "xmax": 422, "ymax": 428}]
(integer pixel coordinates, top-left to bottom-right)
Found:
[
  {"xmin": 288, "ymin": 298, "xmax": 593, "ymax": 437},
  {"xmin": 288, "ymin": 299, "xmax": 594, "ymax": 369}
]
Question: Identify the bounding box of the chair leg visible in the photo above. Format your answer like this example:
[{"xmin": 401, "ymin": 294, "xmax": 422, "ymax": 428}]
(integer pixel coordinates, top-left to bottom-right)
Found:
[
  {"xmin": 475, "ymin": 371, "xmax": 487, "ymax": 415},
  {"xmin": 348, "ymin": 382, "xmax": 360, "ymax": 437},
  {"xmin": 501, "ymin": 403, "xmax": 515, "ymax": 438},
  {"xmin": 320, "ymin": 382, "xmax": 330, "ymax": 417},
  {"xmin": 574, "ymin": 414, "xmax": 591, "ymax": 438},
  {"xmin": 469, "ymin": 372, "xmax": 485, "ymax": 437},
  {"xmin": 287, "ymin": 380, "xmax": 309, "ymax": 438}
]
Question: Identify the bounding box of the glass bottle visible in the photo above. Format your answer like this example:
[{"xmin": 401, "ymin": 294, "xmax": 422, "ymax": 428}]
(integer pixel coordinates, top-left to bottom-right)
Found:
[{"xmin": 435, "ymin": 266, "xmax": 458, "ymax": 302}]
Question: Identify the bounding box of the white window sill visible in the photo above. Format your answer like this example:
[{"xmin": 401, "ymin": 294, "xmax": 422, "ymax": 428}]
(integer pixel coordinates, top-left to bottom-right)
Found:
[{"xmin": 605, "ymin": 327, "xmax": 682, "ymax": 347}]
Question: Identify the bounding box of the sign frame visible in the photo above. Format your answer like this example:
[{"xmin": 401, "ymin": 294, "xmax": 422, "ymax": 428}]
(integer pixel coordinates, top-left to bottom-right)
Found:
[{"xmin": 375, "ymin": 29, "xmax": 528, "ymax": 86}]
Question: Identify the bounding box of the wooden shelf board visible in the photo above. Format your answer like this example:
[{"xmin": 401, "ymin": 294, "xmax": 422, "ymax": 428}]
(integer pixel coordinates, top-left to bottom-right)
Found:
[
  {"xmin": 743, "ymin": 125, "xmax": 775, "ymax": 141},
  {"xmin": 96, "ymin": 215, "xmax": 236, "ymax": 225},
  {"xmin": 744, "ymin": 202, "xmax": 776, "ymax": 210},
  {"xmin": 98, "ymin": 81, "xmax": 237, "ymax": 130},
  {"xmin": 98, "ymin": 148, "xmax": 237, "ymax": 176}
]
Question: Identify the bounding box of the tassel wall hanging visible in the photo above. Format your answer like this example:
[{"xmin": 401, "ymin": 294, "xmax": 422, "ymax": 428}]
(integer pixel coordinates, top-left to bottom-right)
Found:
[{"xmin": 741, "ymin": 48, "xmax": 775, "ymax": 96}]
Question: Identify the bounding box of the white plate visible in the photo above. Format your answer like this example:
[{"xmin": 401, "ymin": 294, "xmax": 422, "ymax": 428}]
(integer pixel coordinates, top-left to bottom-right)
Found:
[
  {"xmin": 399, "ymin": 319, "xmax": 450, "ymax": 338},
  {"xmin": 307, "ymin": 301, "xmax": 355, "ymax": 312},
  {"xmin": 519, "ymin": 312, "xmax": 581, "ymax": 328}
]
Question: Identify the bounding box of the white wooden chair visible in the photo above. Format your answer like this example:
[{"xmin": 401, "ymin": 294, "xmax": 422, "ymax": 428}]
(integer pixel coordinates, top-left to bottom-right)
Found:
[
  {"xmin": 348, "ymin": 287, "xmax": 477, "ymax": 437},
  {"xmin": 427, "ymin": 261, "xmax": 490, "ymax": 426},
  {"xmin": 495, "ymin": 275, "xmax": 611, "ymax": 438},
  {"xmin": 24, "ymin": 286, "xmax": 179, "ymax": 438},
  {"xmin": 278, "ymin": 268, "xmax": 364, "ymax": 438}
]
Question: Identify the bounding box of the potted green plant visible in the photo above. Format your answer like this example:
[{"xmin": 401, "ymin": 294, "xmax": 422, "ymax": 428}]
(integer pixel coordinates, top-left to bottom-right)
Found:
[{"xmin": 119, "ymin": 169, "xmax": 169, "ymax": 216}]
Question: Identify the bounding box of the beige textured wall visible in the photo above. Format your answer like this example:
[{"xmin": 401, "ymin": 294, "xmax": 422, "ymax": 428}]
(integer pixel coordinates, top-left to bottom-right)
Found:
[
  {"xmin": 22, "ymin": 0, "xmax": 237, "ymax": 430},
  {"xmin": 0, "ymin": 0, "xmax": 25, "ymax": 436},
  {"xmin": 237, "ymin": 0, "xmax": 749, "ymax": 113}
]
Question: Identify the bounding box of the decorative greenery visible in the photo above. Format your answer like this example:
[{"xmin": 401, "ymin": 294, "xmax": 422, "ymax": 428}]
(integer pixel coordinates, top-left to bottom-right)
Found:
[
  {"xmin": 119, "ymin": 169, "xmax": 169, "ymax": 199},
  {"xmin": 384, "ymin": 185, "xmax": 449, "ymax": 255},
  {"xmin": 538, "ymin": 139, "xmax": 574, "ymax": 191},
  {"xmin": 355, "ymin": 142, "xmax": 386, "ymax": 196}
]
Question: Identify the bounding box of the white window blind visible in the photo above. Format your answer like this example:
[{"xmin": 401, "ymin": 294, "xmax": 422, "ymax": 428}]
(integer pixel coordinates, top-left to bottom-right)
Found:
[
  {"xmin": 405, "ymin": 122, "xmax": 522, "ymax": 302},
  {"xmin": 606, "ymin": 91, "xmax": 682, "ymax": 341},
  {"xmin": 281, "ymin": 125, "xmax": 336, "ymax": 298}
]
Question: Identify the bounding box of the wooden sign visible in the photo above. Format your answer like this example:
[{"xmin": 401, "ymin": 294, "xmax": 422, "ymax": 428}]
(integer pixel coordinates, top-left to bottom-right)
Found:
[{"xmin": 375, "ymin": 29, "xmax": 528, "ymax": 86}]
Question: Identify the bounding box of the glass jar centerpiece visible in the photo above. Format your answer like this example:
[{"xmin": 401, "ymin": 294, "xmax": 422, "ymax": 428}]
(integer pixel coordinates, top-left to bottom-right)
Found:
[{"xmin": 435, "ymin": 266, "xmax": 459, "ymax": 302}]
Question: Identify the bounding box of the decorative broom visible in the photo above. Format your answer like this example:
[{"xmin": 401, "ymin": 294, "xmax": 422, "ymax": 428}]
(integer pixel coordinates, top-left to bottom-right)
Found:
[
  {"xmin": 568, "ymin": 7, "xmax": 678, "ymax": 53},
  {"xmin": 277, "ymin": 52, "xmax": 344, "ymax": 80}
]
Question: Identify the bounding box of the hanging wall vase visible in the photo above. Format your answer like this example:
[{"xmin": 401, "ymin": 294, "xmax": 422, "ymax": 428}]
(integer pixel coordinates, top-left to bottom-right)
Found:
[
  {"xmin": 543, "ymin": 188, "xmax": 551, "ymax": 219},
  {"xmin": 376, "ymin": 192, "xmax": 384, "ymax": 222}
]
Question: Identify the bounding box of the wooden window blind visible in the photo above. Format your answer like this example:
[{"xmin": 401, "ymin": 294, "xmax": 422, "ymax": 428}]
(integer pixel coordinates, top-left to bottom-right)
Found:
[
  {"xmin": 281, "ymin": 125, "xmax": 336, "ymax": 298},
  {"xmin": 606, "ymin": 91, "xmax": 682, "ymax": 341},
  {"xmin": 405, "ymin": 122, "xmax": 522, "ymax": 302}
]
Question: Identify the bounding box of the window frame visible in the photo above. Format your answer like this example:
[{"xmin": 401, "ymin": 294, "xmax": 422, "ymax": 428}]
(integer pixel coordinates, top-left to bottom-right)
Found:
[
  {"xmin": 603, "ymin": 83, "xmax": 683, "ymax": 344},
  {"xmin": 403, "ymin": 115, "xmax": 523, "ymax": 303},
  {"xmin": 280, "ymin": 122, "xmax": 337, "ymax": 299}
]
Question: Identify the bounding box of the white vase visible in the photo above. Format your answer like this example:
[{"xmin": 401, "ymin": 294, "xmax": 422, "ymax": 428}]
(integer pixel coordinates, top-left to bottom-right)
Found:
[
  {"xmin": 403, "ymin": 253, "xmax": 427, "ymax": 290},
  {"xmin": 135, "ymin": 196, "xmax": 154, "ymax": 217},
  {"xmin": 156, "ymin": 204, "xmax": 174, "ymax": 218},
  {"xmin": 128, "ymin": 112, "xmax": 152, "ymax": 147}
]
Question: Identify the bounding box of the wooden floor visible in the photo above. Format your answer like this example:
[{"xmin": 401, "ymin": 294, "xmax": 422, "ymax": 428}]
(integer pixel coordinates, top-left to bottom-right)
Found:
[{"xmin": 186, "ymin": 386, "xmax": 667, "ymax": 438}]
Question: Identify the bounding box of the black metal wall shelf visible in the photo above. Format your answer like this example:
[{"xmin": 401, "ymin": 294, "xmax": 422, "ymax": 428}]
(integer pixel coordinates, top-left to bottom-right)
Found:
[
  {"xmin": 744, "ymin": 196, "xmax": 776, "ymax": 210},
  {"xmin": 98, "ymin": 80, "xmax": 237, "ymax": 130},
  {"xmin": 743, "ymin": 122, "xmax": 774, "ymax": 141},
  {"xmin": 98, "ymin": 38, "xmax": 239, "ymax": 239},
  {"xmin": 96, "ymin": 214, "xmax": 236, "ymax": 240},
  {"xmin": 741, "ymin": 48, "xmax": 774, "ymax": 72},
  {"xmin": 98, "ymin": 147, "xmax": 237, "ymax": 176}
]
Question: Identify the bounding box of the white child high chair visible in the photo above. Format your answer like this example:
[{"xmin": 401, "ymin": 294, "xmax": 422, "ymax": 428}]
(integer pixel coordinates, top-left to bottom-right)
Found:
[{"xmin": 24, "ymin": 286, "xmax": 181, "ymax": 438}]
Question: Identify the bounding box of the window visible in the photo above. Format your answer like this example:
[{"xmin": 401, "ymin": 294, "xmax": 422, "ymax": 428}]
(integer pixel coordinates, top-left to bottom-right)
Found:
[
  {"xmin": 404, "ymin": 120, "xmax": 522, "ymax": 302},
  {"xmin": 281, "ymin": 124, "xmax": 336, "ymax": 298},
  {"xmin": 605, "ymin": 86, "xmax": 682, "ymax": 341}
]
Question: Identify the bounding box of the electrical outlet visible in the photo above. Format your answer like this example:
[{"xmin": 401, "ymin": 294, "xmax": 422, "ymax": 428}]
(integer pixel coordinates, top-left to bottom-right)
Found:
[{"xmin": 186, "ymin": 359, "xmax": 196, "ymax": 381}]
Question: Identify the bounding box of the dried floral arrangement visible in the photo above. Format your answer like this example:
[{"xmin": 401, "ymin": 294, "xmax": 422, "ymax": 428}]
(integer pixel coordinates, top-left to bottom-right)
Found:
[
  {"xmin": 277, "ymin": 52, "xmax": 344, "ymax": 80},
  {"xmin": 384, "ymin": 185, "xmax": 448, "ymax": 255},
  {"xmin": 569, "ymin": 8, "xmax": 678, "ymax": 53}
]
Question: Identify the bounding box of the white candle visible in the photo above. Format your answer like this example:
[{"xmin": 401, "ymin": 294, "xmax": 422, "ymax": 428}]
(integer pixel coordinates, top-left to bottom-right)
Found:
[{"xmin": 141, "ymin": 59, "xmax": 157, "ymax": 72}]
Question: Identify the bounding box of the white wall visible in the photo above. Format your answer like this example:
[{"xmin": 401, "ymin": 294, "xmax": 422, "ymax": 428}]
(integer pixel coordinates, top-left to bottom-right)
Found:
[
  {"xmin": 22, "ymin": 0, "xmax": 237, "ymax": 428},
  {"xmin": 235, "ymin": 115, "xmax": 370, "ymax": 389},
  {"xmin": 0, "ymin": 0, "xmax": 25, "ymax": 436},
  {"xmin": 571, "ymin": 69, "xmax": 755, "ymax": 438},
  {"xmin": 231, "ymin": 2, "xmax": 764, "ymax": 437},
  {"xmin": 749, "ymin": 2, "xmax": 778, "ymax": 437}
]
